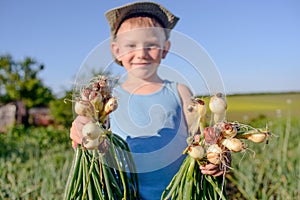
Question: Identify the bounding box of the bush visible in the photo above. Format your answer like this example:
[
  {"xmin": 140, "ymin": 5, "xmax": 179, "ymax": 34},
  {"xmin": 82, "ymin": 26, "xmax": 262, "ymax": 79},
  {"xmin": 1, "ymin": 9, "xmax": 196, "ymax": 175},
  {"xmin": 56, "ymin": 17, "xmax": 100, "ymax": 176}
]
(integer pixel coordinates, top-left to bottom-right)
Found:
[{"xmin": 49, "ymin": 91, "xmax": 74, "ymax": 127}]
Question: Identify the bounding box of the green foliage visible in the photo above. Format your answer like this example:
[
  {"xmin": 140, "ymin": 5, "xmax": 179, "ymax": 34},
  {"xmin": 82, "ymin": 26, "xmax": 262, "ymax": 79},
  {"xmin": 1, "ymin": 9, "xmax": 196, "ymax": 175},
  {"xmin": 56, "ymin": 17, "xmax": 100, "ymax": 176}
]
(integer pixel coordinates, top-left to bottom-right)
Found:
[
  {"xmin": 49, "ymin": 91, "xmax": 74, "ymax": 127},
  {"xmin": 0, "ymin": 54, "xmax": 54, "ymax": 108},
  {"xmin": 226, "ymin": 117, "xmax": 300, "ymax": 199},
  {"xmin": 0, "ymin": 125, "xmax": 72, "ymax": 199}
]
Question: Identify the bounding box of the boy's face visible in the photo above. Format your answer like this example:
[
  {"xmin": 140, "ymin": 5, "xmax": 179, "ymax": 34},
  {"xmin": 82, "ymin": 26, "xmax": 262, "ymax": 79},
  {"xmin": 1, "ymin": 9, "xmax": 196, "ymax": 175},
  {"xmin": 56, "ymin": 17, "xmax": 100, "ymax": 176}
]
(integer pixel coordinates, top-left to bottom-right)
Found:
[{"xmin": 111, "ymin": 22, "xmax": 170, "ymax": 80}]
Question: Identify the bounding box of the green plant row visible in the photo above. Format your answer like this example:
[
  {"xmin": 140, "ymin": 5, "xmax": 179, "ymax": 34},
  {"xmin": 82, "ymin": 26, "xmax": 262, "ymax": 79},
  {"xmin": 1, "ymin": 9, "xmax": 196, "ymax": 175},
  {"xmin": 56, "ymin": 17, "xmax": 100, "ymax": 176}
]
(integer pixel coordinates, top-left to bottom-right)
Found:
[
  {"xmin": 1, "ymin": 116, "xmax": 299, "ymax": 199},
  {"xmin": 0, "ymin": 125, "xmax": 72, "ymax": 199},
  {"xmin": 226, "ymin": 116, "xmax": 300, "ymax": 199}
]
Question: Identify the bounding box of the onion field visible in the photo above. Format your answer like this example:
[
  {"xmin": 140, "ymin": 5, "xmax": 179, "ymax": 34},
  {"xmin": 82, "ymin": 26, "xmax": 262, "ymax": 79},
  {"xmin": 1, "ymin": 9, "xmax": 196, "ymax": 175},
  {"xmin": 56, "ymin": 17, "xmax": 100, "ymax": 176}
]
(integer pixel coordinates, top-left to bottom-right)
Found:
[{"xmin": 1, "ymin": 93, "xmax": 299, "ymax": 199}]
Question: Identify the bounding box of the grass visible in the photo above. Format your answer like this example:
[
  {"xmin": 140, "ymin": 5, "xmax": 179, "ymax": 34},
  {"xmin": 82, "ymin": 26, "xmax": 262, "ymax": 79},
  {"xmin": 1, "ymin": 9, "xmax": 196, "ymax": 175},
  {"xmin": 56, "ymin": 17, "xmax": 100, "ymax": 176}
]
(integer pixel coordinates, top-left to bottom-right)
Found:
[{"xmin": 0, "ymin": 93, "xmax": 299, "ymax": 199}]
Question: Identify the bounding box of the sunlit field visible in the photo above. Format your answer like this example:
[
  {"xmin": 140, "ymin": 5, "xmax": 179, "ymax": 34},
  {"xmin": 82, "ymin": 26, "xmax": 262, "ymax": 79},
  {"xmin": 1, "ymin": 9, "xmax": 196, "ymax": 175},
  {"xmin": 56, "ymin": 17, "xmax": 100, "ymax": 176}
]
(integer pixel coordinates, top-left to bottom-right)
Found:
[
  {"xmin": 226, "ymin": 93, "xmax": 300, "ymax": 122},
  {"xmin": 1, "ymin": 93, "xmax": 299, "ymax": 199}
]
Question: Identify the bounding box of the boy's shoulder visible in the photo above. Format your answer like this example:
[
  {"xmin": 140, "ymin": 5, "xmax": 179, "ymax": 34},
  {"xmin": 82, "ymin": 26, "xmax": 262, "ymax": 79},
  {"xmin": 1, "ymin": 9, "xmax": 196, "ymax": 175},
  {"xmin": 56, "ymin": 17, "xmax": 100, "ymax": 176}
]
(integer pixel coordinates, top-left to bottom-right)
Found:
[
  {"xmin": 163, "ymin": 79, "xmax": 192, "ymax": 95},
  {"xmin": 177, "ymin": 83, "xmax": 192, "ymax": 96},
  {"xmin": 176, "ymin": 82, "xmax": 193, "ymax": 107}
]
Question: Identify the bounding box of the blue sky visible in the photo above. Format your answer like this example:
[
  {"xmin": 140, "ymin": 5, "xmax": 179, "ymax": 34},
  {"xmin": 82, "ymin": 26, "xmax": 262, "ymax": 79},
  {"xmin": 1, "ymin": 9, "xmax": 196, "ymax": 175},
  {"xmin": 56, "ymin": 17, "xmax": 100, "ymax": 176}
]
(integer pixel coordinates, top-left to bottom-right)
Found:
[{"xmin": 1, "ymin": 0, "xmax": 299, "ymax": 96}]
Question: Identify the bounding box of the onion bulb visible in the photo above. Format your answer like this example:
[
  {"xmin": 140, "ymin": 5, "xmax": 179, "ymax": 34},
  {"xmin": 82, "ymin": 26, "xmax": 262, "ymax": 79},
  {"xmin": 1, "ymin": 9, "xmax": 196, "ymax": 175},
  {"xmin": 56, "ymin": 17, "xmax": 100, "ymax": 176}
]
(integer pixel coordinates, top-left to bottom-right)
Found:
[
  {"xmin": 221, "ymin": 138, "xmax": 246, "ymax": 152},
  {"xmin": 82, "ymin": 122, "xmax": 104, "ymax": 140},
  {"xmin": 206, "ymin": 144, "xmax": 223, "ymax": 165},
  {"xmin": 188, "ymin": 145, "xmax": 205, "ymax": 160},
  {"xmin": 209, "ymin": 93, "xmax": 227, "ymax": 114},
  {"xmin": 103, "ymin": 97, "xmax": 118, "ymax": 115},
  {"xmin": 245, "ymin": 133, "xmax": 267, "ymax": 143},
  {"xmin": 221, "ymin": 123, "xmax": 238, "ymax": 138},
  {"xmin": 74, "ymin": 101, "xmax": 93, "ymax": 117},
  {"xmin": 82, "ymin": 136, "xmax": 99, "ymax": 150},
  {"xmin": 209, "ymin": 93, "xmax": 227, "ymax": 123},
  {"xmin": 186, "ymin": 98, "xmax": 207, "ymax": 135}
]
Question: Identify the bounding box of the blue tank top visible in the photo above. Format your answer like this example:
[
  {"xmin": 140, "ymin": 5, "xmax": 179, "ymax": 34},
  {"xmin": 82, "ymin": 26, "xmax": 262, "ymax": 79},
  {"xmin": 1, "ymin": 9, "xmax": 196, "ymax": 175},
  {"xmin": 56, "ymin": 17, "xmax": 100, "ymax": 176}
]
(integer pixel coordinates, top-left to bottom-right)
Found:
[{"xmin": 110, "ymin": 80, "xmax": 188, "ymax": 200}]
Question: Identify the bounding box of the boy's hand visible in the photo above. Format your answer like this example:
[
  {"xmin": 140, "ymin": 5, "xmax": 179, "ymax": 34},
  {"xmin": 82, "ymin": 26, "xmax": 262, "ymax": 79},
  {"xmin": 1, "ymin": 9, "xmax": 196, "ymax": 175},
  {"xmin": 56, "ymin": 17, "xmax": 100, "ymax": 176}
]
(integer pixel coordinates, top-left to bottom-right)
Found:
[
  {"xmin": 70, "ymin": 116, "xmax": 91, "ymax": 145},
  {"xmin": 200, "ymin": 150, "xmax": 231, "ymax": 176},
  {"xmin": 193, "ymin": 134, "xmax": 231, "ymax": 177},
  {"xmin": 199, "ymin": 163, "xmax": 225, "ymax": 177}
]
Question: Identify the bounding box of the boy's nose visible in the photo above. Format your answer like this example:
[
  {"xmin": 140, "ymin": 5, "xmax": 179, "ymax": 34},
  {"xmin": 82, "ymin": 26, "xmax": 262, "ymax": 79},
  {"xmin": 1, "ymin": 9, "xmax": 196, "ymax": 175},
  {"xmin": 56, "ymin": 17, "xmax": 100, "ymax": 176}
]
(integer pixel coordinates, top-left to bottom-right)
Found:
[{"xmin": 135, "ymin": 47, "xmax": 148, "ymax": 58}]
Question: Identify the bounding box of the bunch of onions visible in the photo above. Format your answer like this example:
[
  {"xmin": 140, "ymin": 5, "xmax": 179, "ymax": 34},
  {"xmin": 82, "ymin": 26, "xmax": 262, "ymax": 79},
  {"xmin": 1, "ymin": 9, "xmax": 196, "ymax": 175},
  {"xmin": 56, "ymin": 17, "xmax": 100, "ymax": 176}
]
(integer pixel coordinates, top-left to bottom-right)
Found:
[
  {"xmin": 64, "ymin": 75, "xmax": 139, "ymax": 200},
  {"xmin": 162, "ymin": 97, "xmax": 227, "ymax": 200},
  {"xmin": 161, "ymin": 93, "xmax": 271, "ymax": 200}
]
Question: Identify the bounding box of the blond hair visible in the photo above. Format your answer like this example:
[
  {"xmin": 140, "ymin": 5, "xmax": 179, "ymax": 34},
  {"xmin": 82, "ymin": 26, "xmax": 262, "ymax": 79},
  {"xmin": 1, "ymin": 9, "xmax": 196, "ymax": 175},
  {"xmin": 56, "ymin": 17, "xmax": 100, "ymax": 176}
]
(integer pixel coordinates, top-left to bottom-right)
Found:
[{"xmin": 115, "ymin": 16, "xmax": 166, "ymax": 39}]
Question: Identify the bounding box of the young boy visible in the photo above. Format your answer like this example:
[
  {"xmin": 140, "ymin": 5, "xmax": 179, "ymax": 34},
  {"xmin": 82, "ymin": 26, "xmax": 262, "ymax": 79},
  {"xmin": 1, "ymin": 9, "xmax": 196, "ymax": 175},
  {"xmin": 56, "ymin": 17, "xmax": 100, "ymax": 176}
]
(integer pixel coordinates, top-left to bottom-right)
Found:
[{"xmin": 71, "ymin": 2, "xmax": 226, "ymax": 199}]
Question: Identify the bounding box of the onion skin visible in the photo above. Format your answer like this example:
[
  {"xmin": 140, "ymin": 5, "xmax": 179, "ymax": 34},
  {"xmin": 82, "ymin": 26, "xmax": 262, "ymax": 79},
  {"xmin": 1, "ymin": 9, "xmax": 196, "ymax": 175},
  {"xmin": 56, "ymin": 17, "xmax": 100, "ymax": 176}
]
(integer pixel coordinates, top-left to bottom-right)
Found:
[
  {"xmin": 82, "ymin": 122, "xmax": 103, "ymax": 140},
  {"xmin": 209, "ymin": 93, "xmax": 227, "ymax": 114},
  {"xmin": 206, "ymin": 144, "xmax": 223, "ymax": 165},
  {"xmin": 245, "ymin": 133, "xmax": 267, "ymax": 143},
  {"xmin": 221, "ymin": 123, "xmax": 238, "ymax": 138},
  {"xmin": 90, "ymin": 95, "xmax": 103, "ymax": 112},
  {"xmin": 188, "ymin": 145, "xmax": 205, "ymax": 160},
  {"xmin": 236, "ymin": 129, "xmax": 270, "ymax": 143},
  {"xmin": 186, "ymin": 98, "xmax": 207, "ymax": 135},
  {"xmin": 204, "ymin": 127, "xmax": 220, "ymax": 145},
  {"xmin": 221, "ymin": 138, "xmax": 246, "ymax": 152},
  {"xmin": 89, "ymin": 90, "xmax": 99, "ymax": 101},
  {"xmin": 209, "ymin": 93, "xmax": 227, "ymax": 123},
  {"xmin": 98, "ymin": 136, "xmax": 110, "ymax": 154},
  {"xmin": 207, "ymin": 152, "xmax": 222, "ymax": 165},
  {"xmin": 74, "ymin": 101, "xmax": 93, "ymax": 117},
  {"xmin": 82, "ymin": 136, "xmax": 100, "ymax": 150},
  {"xmin": 103, "ymin": 97, "xmax": 118, "ymax": 115},
  {"xmin": 192, "ymin": 98, "xmax": 206, "ymax": 118}
]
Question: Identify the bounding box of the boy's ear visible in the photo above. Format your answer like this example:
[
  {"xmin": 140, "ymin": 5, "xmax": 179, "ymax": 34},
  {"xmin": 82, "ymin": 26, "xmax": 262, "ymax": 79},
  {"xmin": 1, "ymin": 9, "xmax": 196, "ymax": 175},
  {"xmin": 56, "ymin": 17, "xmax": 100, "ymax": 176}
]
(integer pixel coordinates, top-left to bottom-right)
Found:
[
  {"xmin": 111, "ymin": 42, "xmax": 121, "ymax": 61},
  {"xmin": 162, "ymin": 40, "xmax": 171, "ymax": 59}
]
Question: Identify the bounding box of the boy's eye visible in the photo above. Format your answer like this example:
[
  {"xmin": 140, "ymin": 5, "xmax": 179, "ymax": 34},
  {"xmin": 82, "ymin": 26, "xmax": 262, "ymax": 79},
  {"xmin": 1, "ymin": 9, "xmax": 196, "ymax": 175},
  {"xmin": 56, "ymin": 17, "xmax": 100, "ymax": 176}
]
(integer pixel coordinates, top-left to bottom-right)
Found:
[
  {"xmin": 147, "ymin": 44, "xmax": 160, "ymax": 49},
  {"xmin": 125, "ymin": 44, "xmax": 136, "ymax": 49}
]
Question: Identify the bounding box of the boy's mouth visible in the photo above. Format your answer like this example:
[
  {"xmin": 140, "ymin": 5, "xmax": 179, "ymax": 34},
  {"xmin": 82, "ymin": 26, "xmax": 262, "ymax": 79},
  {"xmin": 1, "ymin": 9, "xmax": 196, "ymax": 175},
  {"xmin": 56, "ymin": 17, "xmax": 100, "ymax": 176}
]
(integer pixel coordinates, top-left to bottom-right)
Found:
[{"xmin": 132, "ymin": 62, "xmax": 151, "ymax": 67}]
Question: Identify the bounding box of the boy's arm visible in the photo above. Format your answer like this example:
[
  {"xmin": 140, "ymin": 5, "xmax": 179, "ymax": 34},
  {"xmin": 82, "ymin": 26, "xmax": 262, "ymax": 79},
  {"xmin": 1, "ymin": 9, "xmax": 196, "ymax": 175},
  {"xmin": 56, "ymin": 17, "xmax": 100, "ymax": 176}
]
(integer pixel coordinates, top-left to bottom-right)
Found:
[{"xmin": 177, "ymin": 83, "xmax": 193, "ymax": 127}]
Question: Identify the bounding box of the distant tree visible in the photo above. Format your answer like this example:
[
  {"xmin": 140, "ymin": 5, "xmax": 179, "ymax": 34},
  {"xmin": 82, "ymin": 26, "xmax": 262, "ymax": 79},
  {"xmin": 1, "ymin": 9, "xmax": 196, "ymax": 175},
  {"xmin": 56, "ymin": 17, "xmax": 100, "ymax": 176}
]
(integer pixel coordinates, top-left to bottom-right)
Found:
[
  {"xmin": 49, "ymin": 90, "xmax": 74, "ymax": 127},
  {"xmin": 0, "ymin": 54, "xmax": 54, "ymax": 108}
]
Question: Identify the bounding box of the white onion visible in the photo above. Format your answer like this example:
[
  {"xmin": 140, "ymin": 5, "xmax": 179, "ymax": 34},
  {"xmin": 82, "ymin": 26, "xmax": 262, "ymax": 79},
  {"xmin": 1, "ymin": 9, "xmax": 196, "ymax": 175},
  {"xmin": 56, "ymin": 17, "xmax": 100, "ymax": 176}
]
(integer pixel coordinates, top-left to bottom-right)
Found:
[
  {"xmin": 82, "ymin": 137, "xmax": 100, "ymax": 150},
  {"xmin": 206, "ymin": 144, "xmax": 223, "ymax": 165},
  {"xmin": 245, "ymin": 133, "xmax": 267, "ymax": 143},
  {"xmin": 221, "ymin": 138, "xmax": 245, "ymax": 152},
  {"xmin": 188, "ymin": 145, "xmax": 205, "ymax": 160},
  {"xmin": 74, "ymin": 101, "xmax": 93, "ymax": 116},
  {"xmin": 82, "ymin": 122, "xmax": 104, "ymax": 140}
]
